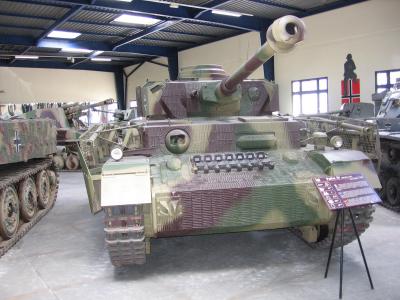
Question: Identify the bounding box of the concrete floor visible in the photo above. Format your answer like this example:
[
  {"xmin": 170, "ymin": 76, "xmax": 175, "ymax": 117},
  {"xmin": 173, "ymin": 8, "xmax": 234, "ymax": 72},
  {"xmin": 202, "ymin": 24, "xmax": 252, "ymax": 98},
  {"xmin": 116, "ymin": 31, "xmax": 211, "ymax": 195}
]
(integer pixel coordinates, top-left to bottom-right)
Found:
[{"xmin": 1, "ymin": 172, "xmax": 399, "ymax": 300}]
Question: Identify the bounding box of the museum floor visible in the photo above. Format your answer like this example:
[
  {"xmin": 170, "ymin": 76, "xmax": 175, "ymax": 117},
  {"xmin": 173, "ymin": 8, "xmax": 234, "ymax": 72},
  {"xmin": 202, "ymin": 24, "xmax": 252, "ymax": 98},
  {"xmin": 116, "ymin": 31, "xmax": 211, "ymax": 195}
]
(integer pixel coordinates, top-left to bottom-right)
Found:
[{"xmin": 1, "ymin": 172, "xmax": 399, "ymax": 300}]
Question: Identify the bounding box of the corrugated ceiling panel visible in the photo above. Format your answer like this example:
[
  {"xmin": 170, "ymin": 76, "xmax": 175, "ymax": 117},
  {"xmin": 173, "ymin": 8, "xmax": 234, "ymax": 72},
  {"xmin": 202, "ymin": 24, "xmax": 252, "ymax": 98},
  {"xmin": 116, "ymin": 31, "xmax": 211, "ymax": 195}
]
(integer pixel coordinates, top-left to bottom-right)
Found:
[
  {"xmin": 279, "ymin": 0, "xmax": 339, "ymax": 10},
  {"xmin": 170, "ymin": 0, "xmax": 210, "ymax": 5},
  {"xmin": 219, "ymin": 0, "xmax": 296, "ymax": 18},
  {"xmin": 147, "ymin": 31, "xmax": 211, "ymax": 44},
  {"xmin": 101, "ymin": 51, "xmax": 152, "ymax": 58},
  {"xmin": 71, "ymin": 9, "xmax": 120, "ymax": 23},
  {"xmin": 0, "ymin": 16, "xmax": 53, "ymax": 29},
  {"xmin": 168, "ymin": 22, "xmax": 239, "ymax": 37},
  {"xmin": 0, "ymin": 26, "xmax": 42, "ymax": 38},
  {"xmin": 76, "ymin": 34, "xmax": 121, "ymax": 44},
  {"xmin": 0, "ymin": 44, "xmax": 26, "ymax": 52},
  {"xmin": 60, "ymin": 22, "xmax": 140, "ymax": 36},
  {"xmin": 131, "ymin": 39, "xmax": 188, "ymax": 48},
  {"xmin": 0, "ymin": 1, "xmax": 68, "ymax": 18}
]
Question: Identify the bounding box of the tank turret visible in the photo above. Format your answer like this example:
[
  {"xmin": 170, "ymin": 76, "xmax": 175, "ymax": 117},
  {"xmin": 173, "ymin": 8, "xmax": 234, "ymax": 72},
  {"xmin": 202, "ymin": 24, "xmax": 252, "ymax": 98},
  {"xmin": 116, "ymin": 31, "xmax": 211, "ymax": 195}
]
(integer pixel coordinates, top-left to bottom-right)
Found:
[{"xmin": 137, "ymin": 15, "xmax": 305, "ymax": 118}]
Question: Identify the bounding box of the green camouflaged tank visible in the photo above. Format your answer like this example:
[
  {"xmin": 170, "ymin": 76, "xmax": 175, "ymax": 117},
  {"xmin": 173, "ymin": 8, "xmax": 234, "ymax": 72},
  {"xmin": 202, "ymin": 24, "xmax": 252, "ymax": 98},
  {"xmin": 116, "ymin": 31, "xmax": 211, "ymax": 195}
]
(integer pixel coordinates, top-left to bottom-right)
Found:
[
  {"xmin": 0, "ymin": 117, "xmax": 59, "ymax": 256},
  {"xmin": 78, "ymin": 15, "xmax": 381, "ymax": 267},
  {"xmin": 24, "ymin": 99, "xmax": 114, "ymax": 170}
]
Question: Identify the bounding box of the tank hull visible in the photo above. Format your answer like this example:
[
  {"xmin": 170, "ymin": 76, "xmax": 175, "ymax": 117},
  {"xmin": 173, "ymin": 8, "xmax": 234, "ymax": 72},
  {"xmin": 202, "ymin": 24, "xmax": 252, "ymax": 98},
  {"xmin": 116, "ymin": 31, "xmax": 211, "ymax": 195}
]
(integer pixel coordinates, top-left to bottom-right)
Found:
[{"xmin": 0, "ymin": 119, "xmax": 59, "ymax": 256}]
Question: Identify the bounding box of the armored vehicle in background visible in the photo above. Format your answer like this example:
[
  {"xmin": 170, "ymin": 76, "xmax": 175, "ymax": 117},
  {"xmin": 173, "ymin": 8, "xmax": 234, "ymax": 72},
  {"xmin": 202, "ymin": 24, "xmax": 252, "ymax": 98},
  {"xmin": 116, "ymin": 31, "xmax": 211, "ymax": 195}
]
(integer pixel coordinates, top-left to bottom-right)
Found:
[
  {"xmin": 0, "ymin": 118, "xmax": 59, "ymax": 256},
  {"xmin": 301, "ymin": 102, "xmax": 375, "ymax": 119},
  {"xmin": 78, "ymin": 16, "xmax": 381, "ymax": 267},
  {"xmin": 24, "ymin": 99, "xmax": 114, "ymax": 170},
  {"xmin": 371, "ymin": 79, "xmax": 400, "ymax": 211}
]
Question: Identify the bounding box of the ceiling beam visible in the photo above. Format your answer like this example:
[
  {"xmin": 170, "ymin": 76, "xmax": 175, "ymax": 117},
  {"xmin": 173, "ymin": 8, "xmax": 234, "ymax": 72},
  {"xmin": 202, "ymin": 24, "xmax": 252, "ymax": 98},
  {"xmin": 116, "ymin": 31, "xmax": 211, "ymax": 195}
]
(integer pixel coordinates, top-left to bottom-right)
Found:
[
  {"xmin": 0, "ymin": 12, "xmax": 235, "ymax": 37},
  {"xmin": 113, "ymin": 20, "xmax": 183, "ymax": 50},
  {"xmin": 0, "ymin": 35, "xmax": 176, "ymax": 57},
  {"xmin": 36, "ymin": 5, "xmax": 84, "ymax": 42},
  {"xmin": 16, "ymin": 0, "xmax": 270, "ymax": 31},
  {"xmin": 0, "ymin": 59, "xmax": 120, "ymax": 72}
]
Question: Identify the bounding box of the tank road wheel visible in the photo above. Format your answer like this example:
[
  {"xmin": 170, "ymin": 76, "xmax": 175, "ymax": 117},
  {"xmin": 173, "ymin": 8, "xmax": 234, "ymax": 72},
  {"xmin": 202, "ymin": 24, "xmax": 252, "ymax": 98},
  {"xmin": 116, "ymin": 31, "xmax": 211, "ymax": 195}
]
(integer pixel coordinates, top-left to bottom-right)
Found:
[
  {"xmin": 36, "ymin": 170, "xmax": 51, "ymax": 209},
  {"xmin": 0, "ymin": 186, "xmax": 20, "ymax": 239},
  {"xmin": 386, "ymin": 177, "xmax": 400, "ymax": 207},
  {"xmin": 18, "ymin": 177, "xmax": 38, "ymax": 222},
  {"xmin": 53, "ymin": 155, "xmax": 65, "ymax": 170},
  {"xmin": 65, "ymin": 154, "xmax": 80, "ymax": 171},
  {"xmin": 312, "ymin": 205, "xmax": 375, "ymax": 249}
]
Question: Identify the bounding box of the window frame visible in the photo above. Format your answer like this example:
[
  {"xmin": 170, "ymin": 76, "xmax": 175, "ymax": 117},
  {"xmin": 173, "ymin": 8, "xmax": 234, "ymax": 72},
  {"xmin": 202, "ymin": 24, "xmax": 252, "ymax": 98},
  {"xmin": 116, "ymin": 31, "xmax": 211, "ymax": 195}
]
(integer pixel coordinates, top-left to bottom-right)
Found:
[
  {"xmin": 291, "ymin": 76, "xmax": 328, "ymax": 116},
  {"xmin": 375, "ymin": 68, "xmax": 400, "ymax": 93}
]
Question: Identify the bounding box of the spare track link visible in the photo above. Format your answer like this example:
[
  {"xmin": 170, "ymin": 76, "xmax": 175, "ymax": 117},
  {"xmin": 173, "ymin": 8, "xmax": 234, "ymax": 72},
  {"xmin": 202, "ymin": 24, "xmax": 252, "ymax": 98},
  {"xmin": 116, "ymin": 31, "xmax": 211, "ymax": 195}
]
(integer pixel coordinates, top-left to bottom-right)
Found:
[
  {"xmin": 104, "ymin": 205, "xmax": 146, "ymax": 267},
  {"xmin": 291, "ymin": 205, "xmax": 375, "ymax": 249},
  {"xmin": 0, "ymin": 159, "xmax": 59, "ymax": 257}
]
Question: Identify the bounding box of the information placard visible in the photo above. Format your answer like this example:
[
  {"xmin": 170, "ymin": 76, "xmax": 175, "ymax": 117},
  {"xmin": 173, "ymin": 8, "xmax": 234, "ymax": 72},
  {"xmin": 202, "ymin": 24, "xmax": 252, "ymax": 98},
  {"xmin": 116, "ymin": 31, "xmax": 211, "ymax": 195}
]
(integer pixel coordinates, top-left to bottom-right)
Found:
[{"xmin": 313, "ymin": 173, "xmax": 381, "ymax": 210}]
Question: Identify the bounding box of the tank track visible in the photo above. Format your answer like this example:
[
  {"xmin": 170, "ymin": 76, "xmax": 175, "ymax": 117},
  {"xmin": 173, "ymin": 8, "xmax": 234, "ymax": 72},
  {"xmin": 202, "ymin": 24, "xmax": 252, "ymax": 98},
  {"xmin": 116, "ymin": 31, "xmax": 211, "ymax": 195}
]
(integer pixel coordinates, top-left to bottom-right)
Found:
[
  {"xmin": 0, "ymin": 159, "xmax": 59, "ymax": 257},
  {"xmin": 378, "ymin": 166, "xmax": 400, "ymax": 213},
  {"xmin": 292, "ymin": 205, "xmax": 375, "ymax": 249},
  {"xmin": 104, "ymin": 205, "xmax": 146, "ymax": 267}
]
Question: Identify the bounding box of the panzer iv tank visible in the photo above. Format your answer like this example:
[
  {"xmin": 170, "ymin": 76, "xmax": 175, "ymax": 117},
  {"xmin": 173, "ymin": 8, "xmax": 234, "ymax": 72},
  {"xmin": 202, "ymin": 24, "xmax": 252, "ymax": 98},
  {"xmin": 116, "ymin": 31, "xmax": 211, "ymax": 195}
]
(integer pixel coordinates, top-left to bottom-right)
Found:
[
  {"xmin": 78, "ymin": 15, "xmax": 381, "ymax": 267},
  {"xmin": 0, "ymin": 117, "xmax": 59, "ymax": 256}
]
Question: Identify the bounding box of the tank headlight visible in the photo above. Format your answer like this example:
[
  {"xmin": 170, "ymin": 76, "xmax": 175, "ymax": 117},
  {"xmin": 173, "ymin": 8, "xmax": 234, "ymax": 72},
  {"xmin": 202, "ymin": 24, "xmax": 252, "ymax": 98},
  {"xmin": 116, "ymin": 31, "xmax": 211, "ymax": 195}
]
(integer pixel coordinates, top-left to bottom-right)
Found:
[
  {"xmin": 110, "ymin": 146, "xmax": 123, "ymax": 161},
  {"xmin": 330, "ymin": 136, "xmax": 344, "ymax": 150}
]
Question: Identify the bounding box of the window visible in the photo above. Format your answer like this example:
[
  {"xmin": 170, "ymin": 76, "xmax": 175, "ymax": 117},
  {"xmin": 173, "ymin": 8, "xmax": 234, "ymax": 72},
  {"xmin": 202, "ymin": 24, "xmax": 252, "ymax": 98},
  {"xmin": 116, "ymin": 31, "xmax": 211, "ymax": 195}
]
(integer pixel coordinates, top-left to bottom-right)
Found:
[
  {"xmin": 292, "ymin": 77, "xmax": 328, "ymax": 116},
  {"xmin": 375, "ymin": 69, "xmax": 400, "ymax": 93}
]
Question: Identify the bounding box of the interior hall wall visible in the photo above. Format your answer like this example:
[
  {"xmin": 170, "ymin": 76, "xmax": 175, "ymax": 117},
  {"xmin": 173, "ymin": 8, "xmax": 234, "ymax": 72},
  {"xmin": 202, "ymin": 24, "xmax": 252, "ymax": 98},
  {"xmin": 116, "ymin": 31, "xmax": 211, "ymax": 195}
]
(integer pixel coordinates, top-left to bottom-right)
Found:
[
  {"xmin": 0, "ymin": 67, "xmax": 116, "ymax": 104},
  {"xmin": 275, "ymin": 0, "xmax": 400, "ymax": 114}
]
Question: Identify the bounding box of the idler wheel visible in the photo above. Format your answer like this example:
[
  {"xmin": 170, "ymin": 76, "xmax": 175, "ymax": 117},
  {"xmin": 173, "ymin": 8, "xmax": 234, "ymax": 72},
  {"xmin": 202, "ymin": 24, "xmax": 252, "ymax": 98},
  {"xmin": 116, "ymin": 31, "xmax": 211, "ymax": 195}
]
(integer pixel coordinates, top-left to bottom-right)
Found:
[
  {"xmin": 53, "ymin": 155, "xmax": 65, "ymax": 170},
  {"xmin": 65, "ymin": 154, "xmax": 80, "ymax": 170},
  {"xmin": 0, "ymin": 186, "xmax": 20, "ymax": 239},
  {"xmin": 386, "ymin": 177, "xmax": 400, "ymax": 207},
  {"xmin": 36, "ymin": 170, "xmax": 51, "ymax": 209},
  {"xmin": 18, "ymin": 177, "xmax": 38, "ymax": 222}
]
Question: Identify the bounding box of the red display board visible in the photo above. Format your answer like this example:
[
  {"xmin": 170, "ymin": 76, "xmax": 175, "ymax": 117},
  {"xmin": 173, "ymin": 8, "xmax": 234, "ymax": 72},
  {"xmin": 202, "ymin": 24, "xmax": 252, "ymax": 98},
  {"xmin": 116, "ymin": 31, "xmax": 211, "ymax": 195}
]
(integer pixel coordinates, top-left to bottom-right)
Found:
[
  {"xmin": 313, "ymin": 173, "xmax": 381, "ymax": 210},
  {"xmin": 341, "ymin": 79, "xmax": 360, "ymax": 104}
]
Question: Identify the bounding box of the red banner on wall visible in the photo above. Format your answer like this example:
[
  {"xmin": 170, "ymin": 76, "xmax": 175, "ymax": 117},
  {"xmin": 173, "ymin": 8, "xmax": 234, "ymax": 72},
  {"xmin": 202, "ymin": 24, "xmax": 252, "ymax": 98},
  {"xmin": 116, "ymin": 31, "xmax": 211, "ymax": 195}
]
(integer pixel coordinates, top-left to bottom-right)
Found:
[{"xmin": 341, "ymin": 79, "xmax": 360, "ymax": 104}]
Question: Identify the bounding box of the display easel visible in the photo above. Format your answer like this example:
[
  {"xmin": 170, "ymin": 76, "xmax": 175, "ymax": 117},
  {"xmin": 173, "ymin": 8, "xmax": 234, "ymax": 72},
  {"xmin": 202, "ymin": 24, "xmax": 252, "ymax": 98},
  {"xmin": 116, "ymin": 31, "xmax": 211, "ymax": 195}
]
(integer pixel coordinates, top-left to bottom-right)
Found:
[
  {"xmin": 324, "ymin": 207, "xmax": 374, "ymax": 299},
  {"xmin": 312, "ymin": 173, "xmax": 381, "ymax": 299}
]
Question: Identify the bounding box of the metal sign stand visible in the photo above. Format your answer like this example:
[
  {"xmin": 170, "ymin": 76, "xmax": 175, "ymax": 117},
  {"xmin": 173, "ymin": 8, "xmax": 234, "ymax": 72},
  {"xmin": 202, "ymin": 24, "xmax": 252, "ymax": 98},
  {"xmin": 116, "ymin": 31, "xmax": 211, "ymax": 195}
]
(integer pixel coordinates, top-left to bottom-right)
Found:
[{"xmin": 324, "ymin": 207, "xmax": 374, "ymax": 299}]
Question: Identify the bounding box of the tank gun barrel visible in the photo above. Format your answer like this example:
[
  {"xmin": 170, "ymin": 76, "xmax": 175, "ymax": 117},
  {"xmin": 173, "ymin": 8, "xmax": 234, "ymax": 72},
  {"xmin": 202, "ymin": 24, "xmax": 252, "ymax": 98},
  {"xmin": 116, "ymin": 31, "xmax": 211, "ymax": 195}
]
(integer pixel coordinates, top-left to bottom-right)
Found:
[
  {"xmin": 218, "ymin": 15, "xmax": 305, "ymax": 97},
  {"xmin": 64, "ymin": 99, "xmax": 114, "ymax": 117}
]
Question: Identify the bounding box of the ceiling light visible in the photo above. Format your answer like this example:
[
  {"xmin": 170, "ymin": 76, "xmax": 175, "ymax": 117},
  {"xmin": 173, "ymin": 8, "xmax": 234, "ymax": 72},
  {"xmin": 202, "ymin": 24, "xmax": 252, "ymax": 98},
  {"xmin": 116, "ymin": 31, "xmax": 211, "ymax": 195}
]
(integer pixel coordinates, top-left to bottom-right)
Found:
[
  {"xmin": 47, "ymin": 30, "xmax": 81, "ymax": 39},
  {"xmin": 113, "ymin": 14, "xmax": 160, "ymax": 25},
  {"xmin": 113, "ymin": 0, "xmax": 133, "ymax": 2},
  {"xmin": 212, "ymin": 10, "xmax": 242, "ymax": 17},
  {"xmin": 14, "ymin": 55, "xmax": 39, "ymax": 60},
  {"xmin": 91, "ymin": 57, "xmax": 112, "ymax": 62},
  {"xmin": 61, "ymin": 48, "xmax": 92, "ymax": 53},
  {"xmin": 169, "ymin": 3, "xmax": 179, "ymax": 8}
]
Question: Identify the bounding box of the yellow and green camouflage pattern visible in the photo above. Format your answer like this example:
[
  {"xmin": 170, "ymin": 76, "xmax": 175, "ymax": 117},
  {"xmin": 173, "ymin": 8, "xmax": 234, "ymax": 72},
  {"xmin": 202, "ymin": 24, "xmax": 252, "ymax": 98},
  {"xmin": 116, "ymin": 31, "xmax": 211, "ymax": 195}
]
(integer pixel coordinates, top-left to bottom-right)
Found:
[
  {"xmin": 0, "ymin": 119, "xmax": 57, "ymax": 164},
  {"xmin": 77, "ymin": 15, "xmax": 381, "ymax": 266}
]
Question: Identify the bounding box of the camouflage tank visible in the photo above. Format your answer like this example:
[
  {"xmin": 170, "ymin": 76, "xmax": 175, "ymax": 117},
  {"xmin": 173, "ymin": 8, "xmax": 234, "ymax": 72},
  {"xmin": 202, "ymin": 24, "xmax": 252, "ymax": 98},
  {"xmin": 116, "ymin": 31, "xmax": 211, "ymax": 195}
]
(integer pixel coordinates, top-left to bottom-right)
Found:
[
  {"xmin": 24, "ymin": 99, "xmax": 114, "ymax": 170},
  {"xmin": 0, "ymin": 117, "xmax": 59, "ymax": 256},
  {"xmin": 78, "ymin": 15, "xmax": 381, "ymax": 267},
  {"xmin": 371, "ymin": 79, "xmax": 400, "ymax": 211}
]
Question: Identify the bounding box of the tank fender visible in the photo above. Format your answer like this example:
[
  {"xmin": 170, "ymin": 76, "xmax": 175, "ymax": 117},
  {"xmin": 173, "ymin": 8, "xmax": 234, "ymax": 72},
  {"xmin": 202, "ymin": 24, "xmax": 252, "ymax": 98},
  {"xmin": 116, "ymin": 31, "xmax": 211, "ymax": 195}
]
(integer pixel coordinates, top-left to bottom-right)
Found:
[
  {"xmin": 101, "ymin": 156, "xmax": 151, "ymax": 207},
  {"xmin": 308, "ymin": 149, "xmax": 381, "ymax": 189}
]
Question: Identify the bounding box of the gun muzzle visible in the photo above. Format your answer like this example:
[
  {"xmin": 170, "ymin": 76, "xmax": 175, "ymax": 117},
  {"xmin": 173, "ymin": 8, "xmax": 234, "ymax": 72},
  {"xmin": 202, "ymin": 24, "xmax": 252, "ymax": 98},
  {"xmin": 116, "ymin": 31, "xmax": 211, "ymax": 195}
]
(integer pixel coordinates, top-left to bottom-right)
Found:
[{"xmin": 218, "ymin": 15, "xmax": 306, "ymax": 97}]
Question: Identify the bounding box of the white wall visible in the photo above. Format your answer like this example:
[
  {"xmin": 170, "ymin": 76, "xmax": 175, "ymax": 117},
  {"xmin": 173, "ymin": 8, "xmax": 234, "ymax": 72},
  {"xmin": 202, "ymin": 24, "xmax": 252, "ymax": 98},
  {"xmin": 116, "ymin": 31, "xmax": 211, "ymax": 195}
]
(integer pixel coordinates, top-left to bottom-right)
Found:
[
  {"xmin": 124, "ymin": 57, "xmax": 169, "ymax": 101},
  {"xmin": 275, "ymin": 0, "xmax": 400, "ymax": 114},
  {"xmin": 0, "ymin": 67, "xmax": 116, "ymax": 104},
  {"xmin": 179, "ymin": 31, "xmax": 264, "ymax": 79}
]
